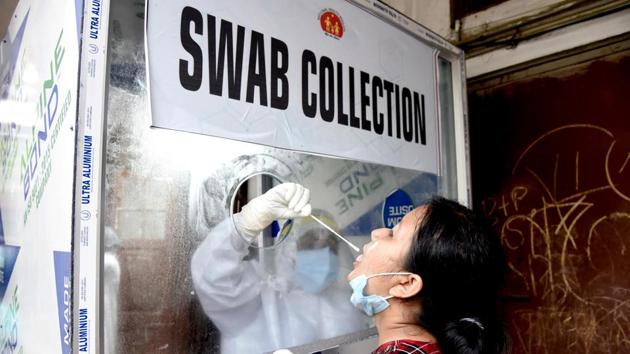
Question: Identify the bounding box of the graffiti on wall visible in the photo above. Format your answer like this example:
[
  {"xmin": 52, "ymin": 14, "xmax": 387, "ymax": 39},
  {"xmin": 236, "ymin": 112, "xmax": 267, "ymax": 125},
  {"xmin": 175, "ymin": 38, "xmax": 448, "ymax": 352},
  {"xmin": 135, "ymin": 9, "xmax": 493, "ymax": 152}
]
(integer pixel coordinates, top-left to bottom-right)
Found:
[{"xmin": 480, "ymin": 124, "xmax": 629, "ymax": 353}]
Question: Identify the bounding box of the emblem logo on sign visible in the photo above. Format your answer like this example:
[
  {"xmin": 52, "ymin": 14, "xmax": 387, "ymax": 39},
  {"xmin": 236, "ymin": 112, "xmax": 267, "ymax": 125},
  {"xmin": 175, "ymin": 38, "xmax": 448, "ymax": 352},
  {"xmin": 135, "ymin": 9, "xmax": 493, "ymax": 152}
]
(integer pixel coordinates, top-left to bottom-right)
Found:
[{"xmin": 318, "ymin": 9, "xmax": 344, "ymax": 39}]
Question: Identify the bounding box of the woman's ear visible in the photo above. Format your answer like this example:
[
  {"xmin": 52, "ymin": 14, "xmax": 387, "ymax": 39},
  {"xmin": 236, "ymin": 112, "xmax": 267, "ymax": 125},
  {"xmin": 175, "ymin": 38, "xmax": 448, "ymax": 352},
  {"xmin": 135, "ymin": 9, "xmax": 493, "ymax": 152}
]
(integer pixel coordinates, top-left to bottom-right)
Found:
[{"xmin": 389, "ymin": 274, "xmax": 423, "ymax": 299}]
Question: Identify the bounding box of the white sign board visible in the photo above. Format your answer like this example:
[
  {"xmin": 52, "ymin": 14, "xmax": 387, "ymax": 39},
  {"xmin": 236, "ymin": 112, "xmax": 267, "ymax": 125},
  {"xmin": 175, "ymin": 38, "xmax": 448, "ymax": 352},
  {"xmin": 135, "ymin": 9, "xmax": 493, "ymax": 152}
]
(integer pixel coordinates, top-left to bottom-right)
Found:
[
  {"xmin": 0, "ymin": 0, "xmax": 82, "ymax": 353},
  {"xmin": 146, "ymin": 0, "xmax": 440, "ymax": 172}
]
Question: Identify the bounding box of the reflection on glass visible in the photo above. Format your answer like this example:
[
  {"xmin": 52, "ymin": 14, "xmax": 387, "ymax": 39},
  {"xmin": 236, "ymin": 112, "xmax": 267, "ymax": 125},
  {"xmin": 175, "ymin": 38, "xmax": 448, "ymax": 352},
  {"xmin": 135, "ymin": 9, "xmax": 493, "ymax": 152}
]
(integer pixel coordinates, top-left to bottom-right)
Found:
[
  {"xmin": 191, "ymin": 194, "xmax": 370, "ymax": 352},
  {"xmin": 230, "ymin": 173, "xmax": 293, "ymax": 248}
]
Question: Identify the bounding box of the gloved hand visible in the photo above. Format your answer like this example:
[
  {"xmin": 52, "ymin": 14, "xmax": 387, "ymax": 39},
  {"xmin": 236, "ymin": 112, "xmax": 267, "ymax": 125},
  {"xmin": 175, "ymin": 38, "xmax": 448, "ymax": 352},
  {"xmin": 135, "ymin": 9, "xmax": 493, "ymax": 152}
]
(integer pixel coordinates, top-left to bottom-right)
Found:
[{"xmin": 233, "ymin": 183, "xmax": 311, "ymax": 238}]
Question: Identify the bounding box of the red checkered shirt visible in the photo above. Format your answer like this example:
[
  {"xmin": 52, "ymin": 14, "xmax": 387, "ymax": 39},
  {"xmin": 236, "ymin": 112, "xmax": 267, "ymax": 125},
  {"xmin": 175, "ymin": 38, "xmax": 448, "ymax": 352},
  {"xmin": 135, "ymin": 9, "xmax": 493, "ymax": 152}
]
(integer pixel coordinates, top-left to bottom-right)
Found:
[{"xmin": 372, "ymin": 339, "xmax": 441, "ymax": 354}]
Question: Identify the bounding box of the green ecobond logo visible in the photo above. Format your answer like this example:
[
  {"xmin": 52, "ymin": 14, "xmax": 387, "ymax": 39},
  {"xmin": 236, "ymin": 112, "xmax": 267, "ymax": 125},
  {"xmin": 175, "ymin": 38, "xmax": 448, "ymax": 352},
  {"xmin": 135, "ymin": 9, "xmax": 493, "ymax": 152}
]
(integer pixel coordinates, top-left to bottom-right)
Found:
[{"xmin": 19, "ymin": 29, "xmax": 73, "ymax": 225}]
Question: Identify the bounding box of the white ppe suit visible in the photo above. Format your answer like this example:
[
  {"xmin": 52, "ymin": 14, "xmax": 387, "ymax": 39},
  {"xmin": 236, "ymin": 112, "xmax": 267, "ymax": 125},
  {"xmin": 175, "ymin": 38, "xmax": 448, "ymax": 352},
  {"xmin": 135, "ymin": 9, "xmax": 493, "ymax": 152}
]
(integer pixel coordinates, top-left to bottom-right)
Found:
[{"xmin": 190, "ymin": 183, "xmax": 368, "ymax": 353}]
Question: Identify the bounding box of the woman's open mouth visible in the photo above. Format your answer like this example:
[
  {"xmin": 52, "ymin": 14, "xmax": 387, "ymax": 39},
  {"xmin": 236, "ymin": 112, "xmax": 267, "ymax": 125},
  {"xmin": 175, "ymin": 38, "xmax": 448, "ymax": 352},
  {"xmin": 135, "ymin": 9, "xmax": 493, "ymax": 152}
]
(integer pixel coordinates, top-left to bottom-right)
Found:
[{"xmin": 353, "ymin": 254, "xmax": 363, "ymax": 268}]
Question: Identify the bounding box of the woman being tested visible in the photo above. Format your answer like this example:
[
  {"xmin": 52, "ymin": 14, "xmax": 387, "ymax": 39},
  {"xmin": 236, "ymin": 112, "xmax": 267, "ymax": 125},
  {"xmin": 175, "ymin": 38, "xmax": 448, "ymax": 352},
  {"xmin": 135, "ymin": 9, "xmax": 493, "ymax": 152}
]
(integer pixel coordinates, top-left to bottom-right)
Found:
[
  {"xmin": 348, "ymin": 196, "xmax": 506, "ymax": 354},
  {"xmin": 193, "ymin": 181, "xmax": 504, "ymax": 353}
]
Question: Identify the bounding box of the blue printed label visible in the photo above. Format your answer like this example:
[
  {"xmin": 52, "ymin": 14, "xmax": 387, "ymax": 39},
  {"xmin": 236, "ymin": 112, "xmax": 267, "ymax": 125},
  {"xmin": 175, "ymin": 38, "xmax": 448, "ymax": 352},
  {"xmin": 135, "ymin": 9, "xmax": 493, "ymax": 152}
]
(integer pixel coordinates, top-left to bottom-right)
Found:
[
  {"xmin": 88, "ymin": 0, "xmax": 102, "ymax": 40},
  {"xmin": 54, "ymin": 251, "xmax": 71, "ymax": 354},
  {"xmin": 78, "ymin": 307, "xmax": 88, "ymax": 351},
  {"xmin": 81, "ymin": 135, "xmax": 93, "ymax": 205}
]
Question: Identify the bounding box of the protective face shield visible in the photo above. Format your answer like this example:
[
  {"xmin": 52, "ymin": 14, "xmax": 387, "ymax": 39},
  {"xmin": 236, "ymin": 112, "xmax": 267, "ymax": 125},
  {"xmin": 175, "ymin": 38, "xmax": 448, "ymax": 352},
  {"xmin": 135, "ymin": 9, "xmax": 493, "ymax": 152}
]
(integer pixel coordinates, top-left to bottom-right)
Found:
[
  {"xmin": 292, "ymin": 247, "xmax": 339, "ymax": 293},
  {"xmin": 348, "ymin": 272, "xmax": 413, "ymax": 316}
]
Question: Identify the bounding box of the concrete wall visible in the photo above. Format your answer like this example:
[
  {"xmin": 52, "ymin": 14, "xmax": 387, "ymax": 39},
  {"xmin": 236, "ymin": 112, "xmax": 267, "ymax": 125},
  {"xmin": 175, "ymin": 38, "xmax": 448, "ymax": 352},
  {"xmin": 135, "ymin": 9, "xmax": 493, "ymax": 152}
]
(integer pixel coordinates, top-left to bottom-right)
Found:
[
  {"xmin": 381, "ymin": 0, "xmax": 452, "ymax": 39},
  {"xmin": 384, "ymin": 0, "xmax": 630, "ymax": 79}
]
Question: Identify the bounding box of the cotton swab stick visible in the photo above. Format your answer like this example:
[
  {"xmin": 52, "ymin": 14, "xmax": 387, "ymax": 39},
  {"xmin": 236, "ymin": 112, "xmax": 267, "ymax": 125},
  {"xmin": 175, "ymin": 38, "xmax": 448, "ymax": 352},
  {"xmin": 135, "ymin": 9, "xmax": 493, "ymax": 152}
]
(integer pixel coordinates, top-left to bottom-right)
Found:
[{"xmin": 309, "ymin": 215, "xmax": 360, "ymax": 253}]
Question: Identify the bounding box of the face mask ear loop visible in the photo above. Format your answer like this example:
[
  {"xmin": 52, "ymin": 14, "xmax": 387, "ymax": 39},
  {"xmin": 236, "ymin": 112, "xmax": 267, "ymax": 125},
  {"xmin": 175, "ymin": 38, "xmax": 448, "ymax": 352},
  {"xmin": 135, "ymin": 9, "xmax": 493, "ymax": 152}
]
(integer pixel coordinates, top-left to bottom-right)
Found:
[
  {"xmin": 367, "ymin": 272, "xmax": 413, "ymax": 279},
  {"xmin": 365, "ymin": 272, "xmax": 413, "ymax": 300}
]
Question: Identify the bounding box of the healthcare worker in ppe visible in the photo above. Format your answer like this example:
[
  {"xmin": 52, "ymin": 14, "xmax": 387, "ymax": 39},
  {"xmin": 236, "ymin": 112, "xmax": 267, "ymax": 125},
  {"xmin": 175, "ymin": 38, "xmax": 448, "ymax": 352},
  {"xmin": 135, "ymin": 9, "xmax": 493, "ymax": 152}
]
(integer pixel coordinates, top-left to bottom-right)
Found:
[{"xmin": 191, "ymin": 182, "xmax": 369, "ymax": 354}]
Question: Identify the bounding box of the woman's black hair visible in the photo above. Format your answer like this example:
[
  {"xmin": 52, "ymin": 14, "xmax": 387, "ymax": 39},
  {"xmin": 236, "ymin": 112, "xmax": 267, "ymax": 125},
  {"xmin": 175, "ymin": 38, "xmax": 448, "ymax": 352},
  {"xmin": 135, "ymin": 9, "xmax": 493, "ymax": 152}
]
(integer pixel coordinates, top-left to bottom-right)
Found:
[{"xmin": 403, "ymin": 197, "xmax": 506, "ymax": 354}]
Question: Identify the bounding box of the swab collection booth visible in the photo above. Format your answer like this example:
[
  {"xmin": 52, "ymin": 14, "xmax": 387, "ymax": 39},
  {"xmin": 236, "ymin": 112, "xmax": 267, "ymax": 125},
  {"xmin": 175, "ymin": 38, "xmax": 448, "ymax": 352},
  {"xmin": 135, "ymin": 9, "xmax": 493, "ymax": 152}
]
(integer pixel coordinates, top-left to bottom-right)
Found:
[{"xmin": 0, "ymin": 0, "xmax": 469, "ymax": 353}]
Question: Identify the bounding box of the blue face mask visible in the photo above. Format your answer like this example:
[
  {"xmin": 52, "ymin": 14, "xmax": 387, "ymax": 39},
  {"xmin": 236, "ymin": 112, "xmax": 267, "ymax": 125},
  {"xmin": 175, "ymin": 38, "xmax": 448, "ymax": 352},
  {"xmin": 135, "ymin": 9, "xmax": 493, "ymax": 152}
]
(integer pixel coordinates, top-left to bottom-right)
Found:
[
  {"xmin": 349, "ymin": 272, "xmax": 412, "ymax": 316},
  {"xmin": 293, "ymin": 247, "xmax": 339, "ymax": 293}
]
